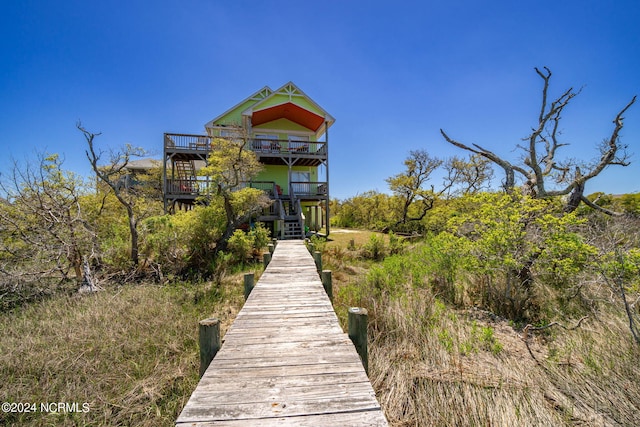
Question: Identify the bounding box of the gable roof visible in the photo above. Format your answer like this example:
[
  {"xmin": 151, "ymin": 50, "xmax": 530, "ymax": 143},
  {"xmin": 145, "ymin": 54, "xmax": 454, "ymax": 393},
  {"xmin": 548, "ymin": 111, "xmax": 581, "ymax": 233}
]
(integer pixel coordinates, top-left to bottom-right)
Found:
[
  {"xmin": 204, "ymin": 86, "xmax": 273, "ymax": 128},
  {"xmin": 205, "ymin": 82, "xmax": 334, "ymax": 138}
]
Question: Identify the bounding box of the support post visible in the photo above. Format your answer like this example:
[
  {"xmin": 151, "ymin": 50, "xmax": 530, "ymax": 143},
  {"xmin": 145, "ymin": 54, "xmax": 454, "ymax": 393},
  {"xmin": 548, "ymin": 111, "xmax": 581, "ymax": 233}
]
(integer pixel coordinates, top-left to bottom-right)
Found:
[
  {"xmin": 348, "ymin": 307, "xmax": 368, "ymax": 375},
  {"xmin": 199, "ymin": 318, "xmax": 221, "ymax": 378},
  {"xmin": 263, "ymin": 252, "xmax": 272, "ymax": 268},
  {"xmin": 268, "ymin": 243, "xmax": 275, "ymax": 254},
  {"xmin": 321, "ymin": 270, "xmax": 333, "ymax": 302},
  {"xmin": 308, "ymin": 242, "xmax": 315, "ymax": 254},
  {"xmin": 313, "ymin": 251, "xmax": 322, "ymax": 273},
  {"xmin": 243, "ymin": 273, "xmax": 254, "ymax": 301}
]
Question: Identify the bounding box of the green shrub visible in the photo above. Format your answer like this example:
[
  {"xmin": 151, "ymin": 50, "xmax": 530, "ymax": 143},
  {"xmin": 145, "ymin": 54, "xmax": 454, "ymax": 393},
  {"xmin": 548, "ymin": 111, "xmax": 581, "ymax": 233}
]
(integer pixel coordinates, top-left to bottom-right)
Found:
[
  {"xmin": 251, "ymin": 222, "xmax": 271, "ymax": 252},
  {"xmin": 362, "ymin": 234, "xmax": 387, "ymax": 260},
  {"xmin": 228, "ymin": 229, "xmax": 253, "ymax": 263}
]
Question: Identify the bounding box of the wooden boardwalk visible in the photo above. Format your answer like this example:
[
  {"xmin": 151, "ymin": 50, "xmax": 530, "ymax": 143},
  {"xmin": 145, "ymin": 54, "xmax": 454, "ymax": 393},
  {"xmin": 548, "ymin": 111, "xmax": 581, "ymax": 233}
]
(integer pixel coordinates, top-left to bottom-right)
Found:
[{"xmin": 176, "ymin": 240, "xmax": 388, "ymax": 426}]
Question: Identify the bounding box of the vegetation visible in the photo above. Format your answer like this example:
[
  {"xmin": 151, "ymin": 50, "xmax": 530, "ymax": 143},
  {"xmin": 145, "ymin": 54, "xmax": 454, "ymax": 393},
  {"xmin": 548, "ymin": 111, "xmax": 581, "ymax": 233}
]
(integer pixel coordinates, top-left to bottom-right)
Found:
[
  {"xmin": 1, "ymin": 67, "xmax": 639, "ymax": 425},
  {"xmin": 441, "ymin": 67, "xmax": 636, "ymax": 213},
  {"xmin": 324, "ymin": 222, "xmax": 640, "ymax": 425},
  {"xmin": 0, "ymin": 276, "xmax": 247, "ymax": 427}
]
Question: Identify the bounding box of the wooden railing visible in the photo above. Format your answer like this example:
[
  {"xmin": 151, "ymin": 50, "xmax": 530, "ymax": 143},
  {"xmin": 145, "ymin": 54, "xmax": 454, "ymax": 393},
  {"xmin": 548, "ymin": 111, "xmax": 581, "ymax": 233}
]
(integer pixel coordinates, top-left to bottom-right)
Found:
[
  {"xmin": 165, "ymin": 177, "xmax": 327, "ymax": 201},
  {"xmin": 290, "ymin": 181, "xmax": 328, "ymax": 197},
  {"xmin": 164, "ymin": 133, "xmax": 211, "ymax": 150},
  {"xmin": 164, "ymin": 133, "xmax": 326, "ymax": 157},
  {"xmin": 249, "ymin": 138, "xmax": 327, "ymax": 157},
  {"xmin": 165, "ymin": 177, "xmax": 208, "ymax": 195}
]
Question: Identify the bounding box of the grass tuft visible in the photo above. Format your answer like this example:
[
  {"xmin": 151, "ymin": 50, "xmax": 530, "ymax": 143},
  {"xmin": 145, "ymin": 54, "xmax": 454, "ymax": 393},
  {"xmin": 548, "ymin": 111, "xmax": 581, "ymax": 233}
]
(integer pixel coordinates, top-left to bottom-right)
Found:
[{"xmin": 0, "ymin": 277, "xmax": 245, "ymax": 427}]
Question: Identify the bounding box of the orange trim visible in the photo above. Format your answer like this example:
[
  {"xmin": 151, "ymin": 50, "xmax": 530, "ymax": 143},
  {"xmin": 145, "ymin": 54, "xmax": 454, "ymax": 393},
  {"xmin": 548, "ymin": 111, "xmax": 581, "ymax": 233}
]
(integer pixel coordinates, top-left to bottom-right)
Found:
[{"xmin": 251, "ymin": 102, "xmax": 324, "ymax": 131}]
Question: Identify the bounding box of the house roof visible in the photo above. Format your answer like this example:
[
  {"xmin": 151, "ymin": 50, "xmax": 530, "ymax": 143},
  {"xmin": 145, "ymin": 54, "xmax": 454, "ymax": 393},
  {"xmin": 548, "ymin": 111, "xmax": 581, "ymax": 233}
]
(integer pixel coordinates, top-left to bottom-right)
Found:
[
  {"xmin": 124, "ymin": 158, "xmax": 163, "ymax": 171},
  {"xmin": 205, "ymin": 82, "xmax": 334, "ymax": 137},
  {"xmin": 204, "ymin": 86, "xmax": 273, "ymax": 129}
]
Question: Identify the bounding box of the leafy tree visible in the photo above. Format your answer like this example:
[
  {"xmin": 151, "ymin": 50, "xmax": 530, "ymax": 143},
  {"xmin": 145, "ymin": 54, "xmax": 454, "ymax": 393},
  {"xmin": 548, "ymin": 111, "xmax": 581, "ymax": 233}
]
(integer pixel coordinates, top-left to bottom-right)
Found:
[
  {"xmin": 386, "ymin": 150, "xmax": 442, "ymax": 227},
  {"xmin": 198, "ymin": 137, "xmax": 271, "ymax": 255},
  {"xmin": 0, "ymin": 153, "xmax": 94, "ymax": 286},
  {"xmin": 619, "ymin": 193, "xmax": 640, "ymax": 216},
  {"xmin": 442, "ymin": 154, "xmax": 494, "ymax": 197},
  {"xmin": 446, "ymin": 193, "xmax": 596, "ymax": 320},
  {"xmin": 331, "ymin": 191, "xmax": 396, "ymax": 230},
  {"xmin": 441, "ymin": 67, "xmax": 636, "ymax": 213}
]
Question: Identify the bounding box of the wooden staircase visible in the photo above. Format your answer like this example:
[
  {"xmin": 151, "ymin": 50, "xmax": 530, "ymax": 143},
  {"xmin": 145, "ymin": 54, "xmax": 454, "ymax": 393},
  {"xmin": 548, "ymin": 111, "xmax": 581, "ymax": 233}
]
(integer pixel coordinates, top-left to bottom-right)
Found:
[
  {"xmin": 283, "ymin": 217, "xmax": 304, "ymax": 239},
  {"xmin": 175, "ymin": 159, "xmax": 195, "ymax": 180},
  {"xmin": 281, "ymin": 199, "xmax": 305, "ymax": 240},
  {"xmin": 173, "ymin": 159, "xmax": 197, "ymax": 194}
]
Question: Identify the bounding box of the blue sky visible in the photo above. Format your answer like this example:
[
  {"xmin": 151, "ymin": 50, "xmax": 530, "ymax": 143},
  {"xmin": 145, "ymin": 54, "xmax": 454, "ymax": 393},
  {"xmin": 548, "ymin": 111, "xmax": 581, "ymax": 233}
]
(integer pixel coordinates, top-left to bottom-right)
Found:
[{"xmin": 1, "ymin": 0, "xmax": 639, "ymax": 200}]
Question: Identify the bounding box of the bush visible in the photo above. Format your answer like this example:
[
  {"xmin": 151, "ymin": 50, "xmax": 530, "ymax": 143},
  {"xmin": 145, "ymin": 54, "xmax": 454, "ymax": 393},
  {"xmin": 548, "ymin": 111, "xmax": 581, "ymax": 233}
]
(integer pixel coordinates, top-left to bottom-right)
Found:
[
  {"xmin": 251, "ymin": 223, "xmax": 271, "ymax": 253},
  {"xmin": 228, "ymin": 229, "xmax": 253, "ymax": 263},
  {"xmin": 362, "ymin": 234, "xmax": 387, "ymax": 261}
]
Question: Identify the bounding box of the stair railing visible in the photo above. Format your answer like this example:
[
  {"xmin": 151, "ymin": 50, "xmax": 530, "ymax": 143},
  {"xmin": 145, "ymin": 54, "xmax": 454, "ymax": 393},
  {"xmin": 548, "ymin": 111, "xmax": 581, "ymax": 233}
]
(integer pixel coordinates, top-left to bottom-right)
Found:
[{"xmin": 296, "ymin": 198, "xmax": 305, "ymax": 238}]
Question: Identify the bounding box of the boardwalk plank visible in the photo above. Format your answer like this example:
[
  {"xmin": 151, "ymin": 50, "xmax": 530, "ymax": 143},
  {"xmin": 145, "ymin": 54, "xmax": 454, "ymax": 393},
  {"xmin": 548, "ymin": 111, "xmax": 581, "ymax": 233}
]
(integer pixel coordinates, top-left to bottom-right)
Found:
[{"xmin": 176, "ymin": 240, "xmax": 388, "ymax": 426}]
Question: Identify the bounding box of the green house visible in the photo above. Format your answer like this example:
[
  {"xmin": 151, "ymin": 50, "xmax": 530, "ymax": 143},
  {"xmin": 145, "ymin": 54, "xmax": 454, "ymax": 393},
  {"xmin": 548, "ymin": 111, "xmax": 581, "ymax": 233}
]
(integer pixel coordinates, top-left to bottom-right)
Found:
[{"xmin": 163, "ymin": 82, "xmax": 335, "ymax": 239}]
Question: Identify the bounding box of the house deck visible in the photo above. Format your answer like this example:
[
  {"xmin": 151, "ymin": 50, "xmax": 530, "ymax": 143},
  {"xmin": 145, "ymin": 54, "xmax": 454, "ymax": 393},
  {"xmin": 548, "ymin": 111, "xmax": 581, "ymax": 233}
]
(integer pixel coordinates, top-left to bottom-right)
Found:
[{"xmin": 175, "ymin": 241, "xmax": 388, "ymax": 426}]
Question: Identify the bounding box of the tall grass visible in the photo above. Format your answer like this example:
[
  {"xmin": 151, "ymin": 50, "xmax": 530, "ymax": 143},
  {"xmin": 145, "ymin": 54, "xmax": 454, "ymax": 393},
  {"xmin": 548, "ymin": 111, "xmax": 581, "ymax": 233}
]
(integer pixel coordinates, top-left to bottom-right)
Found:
[
  {"xmin": 0, "ymin": 278, "xmax": 245, "ymax": 427},
  {"xmin": 324, "ymin": 230, "xmax": 640, "ymax": 426}
]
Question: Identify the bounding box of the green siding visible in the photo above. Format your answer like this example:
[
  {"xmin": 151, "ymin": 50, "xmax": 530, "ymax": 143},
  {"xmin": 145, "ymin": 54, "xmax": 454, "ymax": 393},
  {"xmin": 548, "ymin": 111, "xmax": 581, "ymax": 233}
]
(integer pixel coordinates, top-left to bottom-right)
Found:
[
  {"xmin": 212, "ymin": 99, "xmax": 256, "ymax": 126},
  {"xmin": 256, "ymin": 95, "xmax": 323, "ymax": 116},
  {"xmin": 255, "ymin": 165, "xmax": 318, "ymax": 190},
  {"xmin": 253, "ymin": 118, "xmax": 314, "ymax": 135}
]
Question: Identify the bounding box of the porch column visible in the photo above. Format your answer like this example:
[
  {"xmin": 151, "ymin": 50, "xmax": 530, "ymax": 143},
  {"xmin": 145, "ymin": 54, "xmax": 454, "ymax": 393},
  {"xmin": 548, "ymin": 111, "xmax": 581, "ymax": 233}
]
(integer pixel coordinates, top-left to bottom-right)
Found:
[{"xmin": 324, "ymin": 121, "xmax": 330, "ymax": 237}]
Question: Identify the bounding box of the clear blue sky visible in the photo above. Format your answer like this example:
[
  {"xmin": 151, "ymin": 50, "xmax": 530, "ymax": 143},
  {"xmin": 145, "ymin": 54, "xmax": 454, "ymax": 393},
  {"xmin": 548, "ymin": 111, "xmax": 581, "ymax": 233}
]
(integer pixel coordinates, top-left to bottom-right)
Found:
[{"xmin": 1, "ymin": 0, "xmax": 639, "ymax": 200}]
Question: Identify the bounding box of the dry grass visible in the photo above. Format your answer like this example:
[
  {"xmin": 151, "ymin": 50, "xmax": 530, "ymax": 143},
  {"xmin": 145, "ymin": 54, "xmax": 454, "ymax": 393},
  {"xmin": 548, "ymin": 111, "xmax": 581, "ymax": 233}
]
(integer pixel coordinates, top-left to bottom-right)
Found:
[
  {"xmin": 3, "ymin": 229, "xmax": 640, "ymax": 426},
  {"xmin": 0, "ymin": 275, "xmax": 247, "ymax": 427},
  {"xmin": 325, "ymin": 229, "xmax": 640, "ymax": 426},
  {"xmin": 328, "ymin": 228, "xmax": 383, "ymax": 247}
]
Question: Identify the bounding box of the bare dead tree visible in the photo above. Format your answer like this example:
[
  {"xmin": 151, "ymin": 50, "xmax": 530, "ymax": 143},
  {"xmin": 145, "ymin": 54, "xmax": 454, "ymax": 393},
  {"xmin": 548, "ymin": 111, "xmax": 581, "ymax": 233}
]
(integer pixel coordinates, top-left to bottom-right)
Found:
[
  {"xmin": 80, "ymin": 123, "xmax": 145, "ymax": 266},
  {"xmin": 441, "ymin": 67, "xmax": 636, "ymax": 213}
]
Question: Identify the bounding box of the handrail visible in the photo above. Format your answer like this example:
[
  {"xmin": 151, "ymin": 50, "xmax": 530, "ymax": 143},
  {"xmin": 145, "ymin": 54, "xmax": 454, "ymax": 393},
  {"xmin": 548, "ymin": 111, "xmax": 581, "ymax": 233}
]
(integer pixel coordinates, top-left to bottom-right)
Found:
[
  {"xmin": 278, "ymin": 199, "xmax": 285, "ymax": 220},
  {"xmin": 164, "ymin": 134, "xmax": 327, "ymax": 157},
  {"xmin": 164, "ymin": 133, "xmax": 211, "ymax": 150},
  {"xmin": 290, "ymin": 181, "xmax": 328, "ymax": 197},
  {"xmin": 248, "ymin": 139, "xmax": 326, "ymax": 156},
  {"xmin": 296, "ymin": 199, "xmax": 305, "ymax": 222}
]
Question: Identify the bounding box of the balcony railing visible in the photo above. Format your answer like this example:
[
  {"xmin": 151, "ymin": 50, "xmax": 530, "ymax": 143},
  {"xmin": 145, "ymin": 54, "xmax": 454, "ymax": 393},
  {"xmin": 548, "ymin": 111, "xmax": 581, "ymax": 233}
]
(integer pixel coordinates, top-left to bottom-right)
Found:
[
  {"xmin": 164, "ymin": 133, "xmax": 211, "ymax": 151},
  {"xmin": 166, "ymin": 178, "xmax": 326, "ymax": 198},
  {"xmin": 165, "ymin": 177, "xmax": 207, "ymax": 196},
  {"xmin": 290, "ymin": 181, "xmax": 327, "ymax": 197},
  {"xmin": 249, "ymin": 139, "xmax": 327, "ymax": 157},
  {"xmin": 164, "ymin": 134, "xmax": 326, "ymax": 157}
]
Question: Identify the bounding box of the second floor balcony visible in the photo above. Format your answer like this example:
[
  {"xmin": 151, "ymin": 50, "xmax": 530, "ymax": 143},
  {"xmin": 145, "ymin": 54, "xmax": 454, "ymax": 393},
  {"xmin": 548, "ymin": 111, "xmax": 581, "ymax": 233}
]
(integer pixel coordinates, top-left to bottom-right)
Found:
[
  {"xmin": 164, "ymin": 133, "xmax": 327, "ymax": 166},
  {"xmin": 164, "ymin": 178, "xmax": 327, "ymax": 201}
]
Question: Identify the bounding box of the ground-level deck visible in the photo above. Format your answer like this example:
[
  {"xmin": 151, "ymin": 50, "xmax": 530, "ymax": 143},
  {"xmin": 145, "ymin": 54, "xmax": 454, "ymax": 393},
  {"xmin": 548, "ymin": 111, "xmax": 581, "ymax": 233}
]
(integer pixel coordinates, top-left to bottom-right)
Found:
[{"xmin": 176, "ymin": 240, "xmax": 388, "ymax": 426}]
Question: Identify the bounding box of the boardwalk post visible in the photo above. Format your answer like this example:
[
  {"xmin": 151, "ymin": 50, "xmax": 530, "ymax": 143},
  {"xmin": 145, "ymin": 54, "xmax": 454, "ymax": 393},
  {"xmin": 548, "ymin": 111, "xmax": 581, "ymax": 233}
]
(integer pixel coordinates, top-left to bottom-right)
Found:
[
  {"xmin": 199, "ymin": 318, "xmax": 221, "ymax": 378},
  {"xmin": 321, "ymin": 270, "xmax": 333, "ymax": 302},
  {"xmin": 268, "ymin": 243, "xmax": 275, "ymax": 254},
  {"xmin": 177, "ymin": 241, "xmax": 389, "ymax": 426},
  {"xmin": 348, "ymin": 307, "xmax": 368, "ymax": 375},
  {"xmin": 308, "ymin": 242, "xmax": 314, "ymax": 254},
  {"xmin": 243, "ymin": 273, "xmax": 254, "ymax": 301},
  {"xmin": 313, "ymin": 251, "xmax": 322, "ymax": 273},
  {"xmin": 263, "ymin": 252, "xmax": 271, "ymax": 268}
]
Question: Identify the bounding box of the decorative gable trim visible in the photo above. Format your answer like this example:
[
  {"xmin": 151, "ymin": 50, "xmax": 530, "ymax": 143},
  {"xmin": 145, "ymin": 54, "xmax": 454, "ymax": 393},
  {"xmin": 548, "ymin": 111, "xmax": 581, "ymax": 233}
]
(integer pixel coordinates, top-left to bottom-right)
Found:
[{"xmin": 204, "ymin": 86, "xmax": 273, "ymax": 128}]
